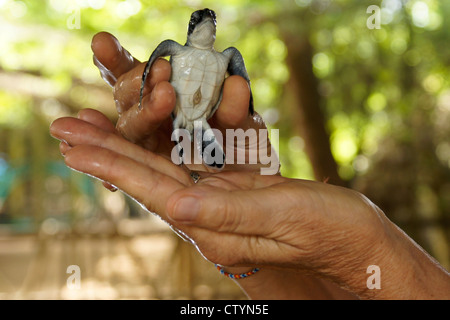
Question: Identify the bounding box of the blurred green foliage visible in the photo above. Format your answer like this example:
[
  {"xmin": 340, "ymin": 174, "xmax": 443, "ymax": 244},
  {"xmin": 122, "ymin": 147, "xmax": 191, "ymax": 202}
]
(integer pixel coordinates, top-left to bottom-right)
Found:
[{"xmin": 0, "ymin": 0, "xmax": 449, "ymax": 267}]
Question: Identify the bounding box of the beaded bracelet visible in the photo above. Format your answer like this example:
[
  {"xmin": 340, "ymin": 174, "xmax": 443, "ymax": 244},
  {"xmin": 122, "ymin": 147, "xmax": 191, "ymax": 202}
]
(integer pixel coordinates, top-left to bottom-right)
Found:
[{"xmin": 215, "ymin": 264, "xmax": 260, "ymax": 279}]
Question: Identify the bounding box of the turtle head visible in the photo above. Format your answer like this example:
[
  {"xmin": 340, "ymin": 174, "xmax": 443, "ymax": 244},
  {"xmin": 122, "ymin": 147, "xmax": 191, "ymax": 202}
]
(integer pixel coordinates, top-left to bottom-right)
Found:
[{"xmin": 186, "ymin": 8, "xmax": 217, "ymax": 49}]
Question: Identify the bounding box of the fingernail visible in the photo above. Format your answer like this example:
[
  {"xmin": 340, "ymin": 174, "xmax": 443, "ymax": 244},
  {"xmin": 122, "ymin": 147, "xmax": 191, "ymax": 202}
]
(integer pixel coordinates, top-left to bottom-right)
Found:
[
  {"xmin": 171, "ymin": 197, "xmax": 200, "ymax": 223},
  {"xmin": 150, "ymin": 84, "xmax": 158, "ymax": 102}
]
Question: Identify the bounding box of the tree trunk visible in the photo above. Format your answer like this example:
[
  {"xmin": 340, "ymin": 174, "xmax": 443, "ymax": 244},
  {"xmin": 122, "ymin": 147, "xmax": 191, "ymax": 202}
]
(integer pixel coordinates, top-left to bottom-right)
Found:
[{"xmin": 282, "ymin": 32, "xmax": 346, "ymax": 187}]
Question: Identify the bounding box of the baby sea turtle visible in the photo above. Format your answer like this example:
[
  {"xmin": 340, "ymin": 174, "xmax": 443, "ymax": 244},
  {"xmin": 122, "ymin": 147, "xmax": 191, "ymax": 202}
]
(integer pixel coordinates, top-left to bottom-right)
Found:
[{"xmin": 139, "ymin": 8, "xmax": 254, "ymax": 169}]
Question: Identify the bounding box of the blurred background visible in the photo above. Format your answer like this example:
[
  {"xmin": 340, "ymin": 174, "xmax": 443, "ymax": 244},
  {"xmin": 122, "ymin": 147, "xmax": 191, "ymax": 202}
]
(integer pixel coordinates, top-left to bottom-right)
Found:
[{"xmin": 0, "ymin": 0, "xmax": 448, "ymax": 299}]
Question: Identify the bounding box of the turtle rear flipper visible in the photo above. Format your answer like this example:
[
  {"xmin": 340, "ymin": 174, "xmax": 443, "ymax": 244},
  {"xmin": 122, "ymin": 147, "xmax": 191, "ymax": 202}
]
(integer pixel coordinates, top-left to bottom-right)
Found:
[
  {"xmin": 194, "ymin": 121, "xmax": 225, "ymax": 169},
  {"xmin": 172, "ymin": 116, "xmax": 225, "ymax": 169},
  {"xmin": 201, "ymin": 128, "xmax": 225, "ymax": 169}
]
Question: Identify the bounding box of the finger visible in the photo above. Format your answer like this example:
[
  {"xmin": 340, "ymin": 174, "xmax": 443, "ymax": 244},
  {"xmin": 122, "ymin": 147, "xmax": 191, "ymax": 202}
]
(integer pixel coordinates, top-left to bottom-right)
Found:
[
  {"xmin": 91, "ymin": 32, "xmax": 140, "ymax": 86},
  {"xmin": 213, "ymin": 75, "xmax": 251, "ymax": 128},
  {"xmin": 166, "ymin": 185, "xmax": 282, "ymax": 236},
  {"xmin": 187, "ymin": 229, "xmax": 290, "ymax": 267},
  {"xmin": 102, "ymin": 182, "xmax": 118, "ymax": 192},
  {"xmin": 59, "ymin": 141, "xmax": 71, "ymax": 155},
  {"xmin": 116, "ymin": 81, "xmax": 175, "ymax": 143},
  {"xmin": 64, "ymin": 145, "xmax": 184, "ymax": 216},
  {"xmin": 50, "ymin": 117, "xmax": 190, "ymax": 185},
  {"xmin": 190, "ymin": 171, "xmax": 284, "ymax": 191},
  {"xmin": 77, "ymin": 108, "xmax": 117, "ymax": 133},
  {"xmin": 114, "ymin": 59, "xmax": 171, "ymax": 113},
  {"xmin": 76, "ymin": 108, "xmax": 120, "ymax": 192},
  {"xmin": 165, "ymin": 184, "xmax": 298, "ymax": 266}
]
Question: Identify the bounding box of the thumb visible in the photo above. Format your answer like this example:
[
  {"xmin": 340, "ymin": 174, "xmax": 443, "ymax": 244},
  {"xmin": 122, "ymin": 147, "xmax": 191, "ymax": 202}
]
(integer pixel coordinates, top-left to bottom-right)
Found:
[
  {"xmin": 91, "ymin": 32, "xmax": 140, "ymax": 86},
  {"xmin": 166, "ymin": 186, "xmax": 277, "ymax": 236}
]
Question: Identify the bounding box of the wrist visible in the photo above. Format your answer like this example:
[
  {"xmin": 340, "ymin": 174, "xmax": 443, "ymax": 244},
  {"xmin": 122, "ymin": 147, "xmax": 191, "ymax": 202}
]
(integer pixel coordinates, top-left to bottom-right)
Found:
[
  {"xmin": 221, "ymin": 267, "xmax": 356, "ymax": 300},
  {"xmin": 336, "ymin": 215, "xmax": 450, "ymax": 299}
]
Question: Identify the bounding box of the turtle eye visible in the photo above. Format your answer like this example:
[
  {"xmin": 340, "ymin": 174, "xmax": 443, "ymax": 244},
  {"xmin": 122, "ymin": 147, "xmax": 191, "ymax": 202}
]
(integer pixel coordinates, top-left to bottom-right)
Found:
[
  {"xmin": 190, "ymin": 12, "xmax": 200, "ymax": 22},
  {"xmin": 188, "ymin": 15, "xmax": 198, "ymax": 35}
]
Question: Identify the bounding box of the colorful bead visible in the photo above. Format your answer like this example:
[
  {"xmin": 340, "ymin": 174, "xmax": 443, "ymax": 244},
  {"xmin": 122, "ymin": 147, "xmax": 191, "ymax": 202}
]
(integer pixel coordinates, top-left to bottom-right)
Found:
[{"xmin": 215, "ymin": 264, "xmax": 260, "ymax": 279}]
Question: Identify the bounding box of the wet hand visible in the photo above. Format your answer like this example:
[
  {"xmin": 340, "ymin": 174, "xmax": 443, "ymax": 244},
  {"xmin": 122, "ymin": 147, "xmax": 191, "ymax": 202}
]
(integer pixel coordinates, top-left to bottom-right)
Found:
[
  {"xmin": 91, "ymin": 32, "xmax": 272, "ymax": 173},
  {"xmin": 50, "ymin": 114, "xmax": 390, "ymax": 297}
]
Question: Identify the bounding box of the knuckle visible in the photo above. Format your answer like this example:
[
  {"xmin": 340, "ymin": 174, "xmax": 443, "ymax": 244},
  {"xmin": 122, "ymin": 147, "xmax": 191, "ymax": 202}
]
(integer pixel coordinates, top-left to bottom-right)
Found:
[
  {"xmin": 216, "ymin": 200, "xmax": 241, "ymax": 233},
  {"xmin": 115, "ymin": 118, "xmax": 137, "ymax": 143},
  {"xmin": 101, "ymin": 129, "xmax": 120, "ymax": 149}
]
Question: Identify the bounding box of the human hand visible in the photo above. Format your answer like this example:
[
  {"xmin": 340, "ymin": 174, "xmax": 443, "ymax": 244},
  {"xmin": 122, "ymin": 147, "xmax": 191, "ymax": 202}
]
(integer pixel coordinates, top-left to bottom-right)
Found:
[
  {"xmin": 49, "ymin": 113, "xmax": 402, "ymax": 299},
  {"xmin": 91, "ymin": 32, "xmax": 273, "ymax": 173},
  {"xmin": 51, "ymin": 109, "xmax": 450, "ymax": 299}
]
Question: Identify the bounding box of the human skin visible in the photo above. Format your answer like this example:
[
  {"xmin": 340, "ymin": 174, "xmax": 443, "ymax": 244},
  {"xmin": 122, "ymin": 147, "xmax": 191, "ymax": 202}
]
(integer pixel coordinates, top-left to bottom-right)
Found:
[{"xmin": 49, "ymin": 32, "xmax": 450, "ymax": 299}]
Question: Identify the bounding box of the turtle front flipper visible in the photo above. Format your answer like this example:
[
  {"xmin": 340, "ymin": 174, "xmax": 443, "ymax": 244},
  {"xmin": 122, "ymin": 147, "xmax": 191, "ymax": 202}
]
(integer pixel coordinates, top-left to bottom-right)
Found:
[
  {"xmin": 222, "ymin": 47, "xmax": 254, "ymax": 115},
  {"xmin": 139, "ymin": 40, "xmax": 183, "ymax": 110}
]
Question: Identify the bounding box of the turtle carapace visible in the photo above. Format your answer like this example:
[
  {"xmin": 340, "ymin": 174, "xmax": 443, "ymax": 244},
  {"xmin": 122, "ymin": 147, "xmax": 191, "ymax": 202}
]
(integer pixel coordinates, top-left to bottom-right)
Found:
[{"xmin": 139, "ymin": 8, "xmax": 253, "ymax": 169}]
